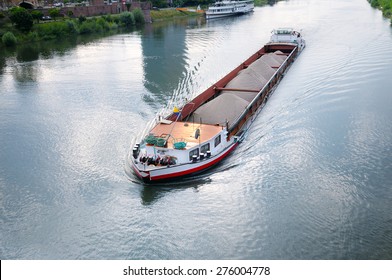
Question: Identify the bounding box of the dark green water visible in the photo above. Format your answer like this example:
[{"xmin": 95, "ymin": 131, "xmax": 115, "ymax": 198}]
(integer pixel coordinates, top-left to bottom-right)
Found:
[{"xmin": 1, "ymin": 0, "xmax": 392, "ymax": 259}]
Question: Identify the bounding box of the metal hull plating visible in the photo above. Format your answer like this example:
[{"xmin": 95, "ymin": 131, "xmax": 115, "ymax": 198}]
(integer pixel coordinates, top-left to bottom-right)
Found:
[{"xmin": 131, "ymin": 142, "xmax": 239, "ymax": 182}]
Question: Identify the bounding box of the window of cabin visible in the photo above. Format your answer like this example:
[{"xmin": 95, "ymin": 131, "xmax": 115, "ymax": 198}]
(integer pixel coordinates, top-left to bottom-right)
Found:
[
  {"xmin": 189, "ymin": 148, "xmax": 199, "ymax": 161},
  {"xmin": 214, "ymin": 135, "xmax": 221, "ymax": 147},
  {"xmin": 201, "ymin": 143, "xmax": 210, "ymax": 154}
]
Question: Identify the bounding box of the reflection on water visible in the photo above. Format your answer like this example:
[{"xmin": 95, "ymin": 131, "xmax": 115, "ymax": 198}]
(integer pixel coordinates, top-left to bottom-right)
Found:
[
  {"xmin": 16, "ymin": 45, "xmax": 40, "ymax": 62},
  {"xmin": 139, "ymin": 177, "xmax": 210, "ymax": 206},
  {"xmin": 1, "ymin": 35, "xmax": 102, "ymax": 83},
  {"xmin": 0, "ymin": 55, "xmax": 7, "ymax": 75},
  {"xmin": 141, "ymin": 19, "xmax": 190, "ymax": 107},
  {"xmin": 1, "ymin": 32, "xmax": 129, "ymax": 63}
]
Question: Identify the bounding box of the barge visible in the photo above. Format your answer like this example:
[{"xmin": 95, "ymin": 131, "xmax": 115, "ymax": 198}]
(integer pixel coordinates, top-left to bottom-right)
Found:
[{"xmin": 128, "ymin": 28, "xmax": 305, "ymax": 182}]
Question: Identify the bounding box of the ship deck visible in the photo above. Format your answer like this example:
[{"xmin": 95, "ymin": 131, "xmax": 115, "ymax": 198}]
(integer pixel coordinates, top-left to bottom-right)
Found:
[{"xmin": 150, "ymin": 121, "xmax": 223, "ymax": 149}]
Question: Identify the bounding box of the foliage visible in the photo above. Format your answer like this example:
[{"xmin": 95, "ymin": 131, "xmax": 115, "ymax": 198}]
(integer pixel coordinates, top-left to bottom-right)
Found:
[
  {"xmin": 132, "ymin": 8, "xmax": 145, "ymax": 24},
  {"xmin": 1, "ymin": 10, "xmax": 145, "ymax": 45},
  {"xmin": 79, "ymin": 19, "xmax": 102, "ymax": 34},
  {"xmin": 254, "ymin": 0, "xmax": 269, "ymax": 5},
  {"xmin": 26, "ymin": 31, "xmax": 39, "ymax": 42},
  {"xmin": 2, "ymin": 31, "xmax": 17, "ymax": 46},
  {"xmin": 0, "ymin": 12, "xmax": 6, "ymax": 28},
  {"xmin": 150, "ymin": 9, "xmax": 199, "ymax": 21},
  {"xmin": 151, "ymin": 0, "xmax": 168, "ymax": 8},
  {"xmin": 102, "ymin": 15, "xmax": 113, "ymax": 22},
  {"xmin": 9, "ymin": 7, "xmax": 34, "ymax": 32},
  {"xmin": 126, "ymin": 3, "xmax": 132, "ymax": 12},
  {"xmin": 173, "ymin": 0, "xmax": 185, "ymax": 7},
  {"xmin": 35, "ymin": 21, "xmax": 70, "ymax": 40},
  {"xmin": 369, "ymin": 0, "xmax": 392, "ymax": 18},
  {"xmin": 31, "ymin": 10, "xmax": 44, "ymax": 23},
  {"xmin": 96, "ymin": 17, "xmax": 110, "ymax": 31},
  {"xmin": 120, "ymin": 12, "xmax": 135, "ymax": 27},
  {"xmin": 65, "ymin": 20, "xmax": 79, "ymax": 34},
  {"xmin": 109, "ymin": 22, "xmax": 118, "ymax": 30},
  {"xmin": 49, "ymin": 8, "xmax": 61, "ymax": 20},
  {"xmin": 78, "ymin": 16, "xmax": 87, "ymax": 23}
]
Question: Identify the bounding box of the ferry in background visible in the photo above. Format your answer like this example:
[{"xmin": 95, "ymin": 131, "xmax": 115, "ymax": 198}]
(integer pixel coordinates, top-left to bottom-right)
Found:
[
  {"xmin": 205, "ymin": 0, "xmax": 254, "ymax": 20},
  {"xmin": 128, "ymin": 28, "xmax": 305, "ymax": 182}
]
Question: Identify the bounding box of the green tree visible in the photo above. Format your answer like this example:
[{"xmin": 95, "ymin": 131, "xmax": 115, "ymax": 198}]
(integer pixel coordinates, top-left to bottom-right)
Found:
[
  {"xmin": 31, "ymin": 10, "xmax": 43, "ymax": 23},
  {"xmin": 2, "ymin": 31, "xmax": 17, "ymax": 47},
  {"xmin": 78, "ymin": 15, "xmax": 87, "ymax": 23},
  {"xmin": 368, "ymin": 0, "xmax": 392, "ymax": 18},
  {"xmin": 126, "ymin": 2, "xmax": 131, "ymax": 12},
  {"xmin": 173, "ymin": 0, "xmax": 185, "ymax": 7},
  {"xmin": 132, "ymin": 8, "xmax": 145, "ymax": 24},
  {"xmin": 0, "ymin": 12, "xmax": 5, "ymax": 28},
  {"xmin": 151, "ymin": 0, "xmax": 168, "ymax": 8},
  {"xmin": 120, "ymin": 12, "xmax": 135, "ymax": 27},
  {"xmin": 49, "ymin": 8, "xmax": 60, "ymax": 21},
  {"xmin": 9, "ymin": 7, "xmax": 33, "ymax": 32}
]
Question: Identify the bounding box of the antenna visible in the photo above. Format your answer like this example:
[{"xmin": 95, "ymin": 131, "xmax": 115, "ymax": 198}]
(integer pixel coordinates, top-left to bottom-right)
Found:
[{"xmin": 195, "ymin": 128, "xmax": 200, "ymax": 139}]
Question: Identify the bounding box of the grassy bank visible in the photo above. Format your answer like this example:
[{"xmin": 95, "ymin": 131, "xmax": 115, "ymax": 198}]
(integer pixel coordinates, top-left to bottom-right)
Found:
[
  {"xmin": 369, "ymin": 0, "xmax": 392, "ymax": 21},
  {"xmin": 1, "ymin": 8, "xmax": 204, "ymax": 46},
  {"xmin": 0, "ymin": 8, "xmax": 145, "ymax": 47},
  {"xmin": 150, "ymin": 9, "xmax": 203, "ymax": 22},
  {"xmin": 255, "ymin": 0, "xmax": 272, "ymax": 5}
]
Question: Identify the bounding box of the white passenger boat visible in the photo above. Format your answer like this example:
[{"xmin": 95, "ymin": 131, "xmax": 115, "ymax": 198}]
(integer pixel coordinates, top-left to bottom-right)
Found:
[
  {"xmin": 205, "ymin": 0, "xmax": 254, "ymax": 20},
  {"xmin": 127, "ymin": 28, "xmax": 305, "ymax": 182}
]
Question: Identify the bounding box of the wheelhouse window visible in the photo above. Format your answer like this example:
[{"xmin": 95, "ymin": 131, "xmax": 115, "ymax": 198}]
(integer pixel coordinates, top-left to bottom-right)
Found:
[
  {"xmin": 189, "ymin": 148, "xmax": 199, "ymax": 161},
  {"xmin": 214, "ymin": 135, "xmax": 221, "ymax": 147},
  {"xmin": 201, "ymin": 143, "xmax": 210, "ymax": 154}
]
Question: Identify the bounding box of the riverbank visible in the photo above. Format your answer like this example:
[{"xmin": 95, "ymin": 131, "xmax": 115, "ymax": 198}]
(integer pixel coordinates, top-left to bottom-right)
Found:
[
  {"xmin": 0, "ymin": 1, "xmax": 283, "ymax": 48},
  {"xmin": 150, "ymin": 1, "xmax": 272, "ymax": 22},
  {"xmin": 150, "ymin": 9, "xmax": 202, "ymax": 22},
  {"xmin": 0, "ymin": 7, "xmax": 146, "ymax": 47},
  {"xmin": 368, "ymin": 0, "xmax": 392, "ymax": 21},
  {"xmin": 0, "ymin": 7, "xmax": 204, "ymax": 47}
]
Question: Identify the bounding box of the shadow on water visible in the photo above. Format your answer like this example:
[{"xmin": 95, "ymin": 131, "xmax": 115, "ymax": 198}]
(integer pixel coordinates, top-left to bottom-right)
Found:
[
  {"xmin": 1, "ymin": 30, "xmax": 136, "ymax": 63},
  {"xmin": 140, "ymin": 18, "xmax": 204, "ymax": 109},
  {"xmin": 136, "ymin": 154, "xmax": 244, "ymax": 207},
  {"xmin": 125, "ymin": 154, "xmax": 243, "ymax": 206},
  {"xmin": 0, "ymin": 55, "xmax": 6, "ymax": 75},
  {"xmin": 124, "ymin": 155, "xmax": 212, "ymax": 205},
  {"xmin": 139, "ymin": 175, "xmax": 212, "ymax": 206}
]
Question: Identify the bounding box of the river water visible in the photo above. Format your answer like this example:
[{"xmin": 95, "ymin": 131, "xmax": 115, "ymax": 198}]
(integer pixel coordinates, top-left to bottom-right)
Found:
[{"xmin": 1, "ymin": 0, "xmax": 392, "ymax": 259}]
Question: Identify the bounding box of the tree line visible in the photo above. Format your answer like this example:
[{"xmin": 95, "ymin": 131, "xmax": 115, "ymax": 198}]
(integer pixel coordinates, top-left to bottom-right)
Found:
[
  {"xmin": 369, "ymin": 0, "xmax": 392, "ymax": 18},
  {"xmin": 1, "ymin": 6, "xmax": 145, "ymax": 47}
]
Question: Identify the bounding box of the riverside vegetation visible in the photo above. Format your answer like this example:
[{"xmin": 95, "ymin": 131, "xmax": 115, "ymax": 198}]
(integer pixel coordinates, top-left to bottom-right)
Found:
[
  {"xmin": 1, "ymin": 1, "xmax": 278, "ymax": 47},
  {"xmin": 1, "ymin": 6, "xmax": 145, "ymax": 47},
  {"xmin": 368, "ymin": 0, "xmax": 392, "ymax": 18}
]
